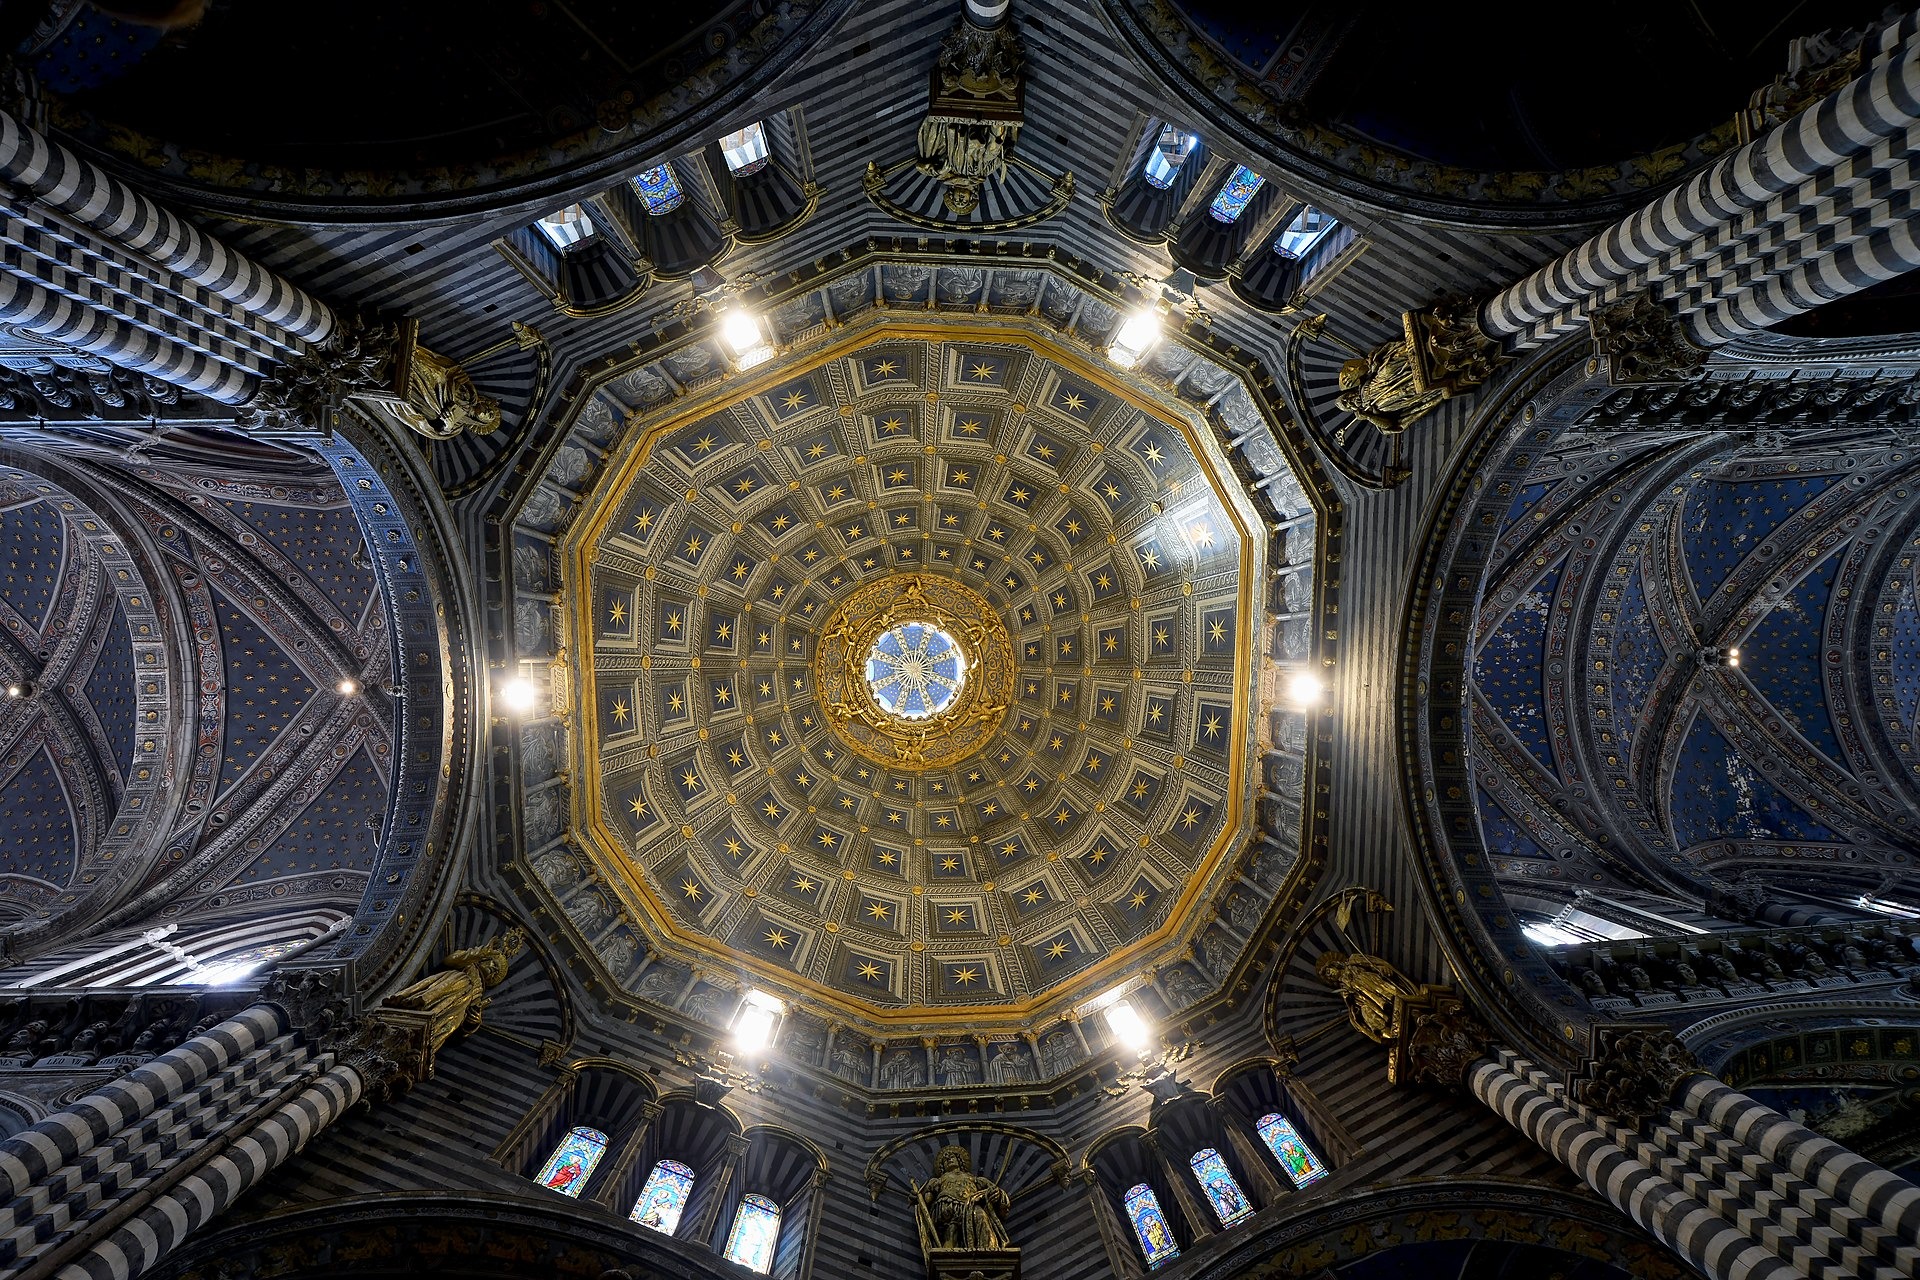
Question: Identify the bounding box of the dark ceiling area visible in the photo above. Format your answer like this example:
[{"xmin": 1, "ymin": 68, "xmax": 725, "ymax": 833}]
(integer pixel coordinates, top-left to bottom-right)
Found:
[
  {"xmin": 1170, "ymin": 0, "xmax": 1892, "ymax": 171},
  {"xmin": 29, "ymin": 0, "xmax": 761, "ymax": 174}
]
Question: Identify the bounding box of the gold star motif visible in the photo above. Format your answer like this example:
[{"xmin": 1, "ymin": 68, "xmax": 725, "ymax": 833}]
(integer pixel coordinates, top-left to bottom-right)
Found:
[
  {"xmin": 1046, "ymin": 940, "xmax": 1070, "ymax": 959},
  {"xmin": 771, "ymin": 512, "xmax": 792, "ymax": 531},
  {"xmin": 727, "ymin": 748, "xmax": 745, "ymax": 767},
  {"xmin": 880, "ymin": 416, "xmax": 906, "ymax": 434},
  {"xmin": 666, "ymin": 612, "xmax": 683, "ymax": 633},
  {"xmin": 608, "ymin": 598, "xmax": 627, "ymax": 625},
  {"xmin": 1147, "ymin": 702, "xmax": 1165, "ymax": 724},
  {"xmin": 878, "ymin": 850, "xmax": 897, "ymax": 865},
  {"xmin": 723, "ymin": 837, "xmax": 744, "ymax": 857},
  {"xmin": 866, "ymin": 901, "xmax": 892, "ymax": 921},
  {"xmin": 693, "ymin": 433, "xmax": 718, "ymax": 453},
  {"xmin": 1203, "ymin": 713, "xmax": 1224, "ymax": 739},
  {"xmin": 782, "ymin": 389, "xmax": 809, "ymax": 410},
  {"xmin": 1022, "ymin": 888, "xmax": 1043, "ymax": 905},
  {"xmin": 680, "ymin": 767, "xmax": 701, "ymax": 791},
  {"xmin": 1086, "ymin": 755, "xmax": 1103, "ymax": 774},
  {"xmin": 1132, "ymin": 780, "xmax": 1150, "ymax": 799},
  {"xmin": 1209, "ymin": 619, "xmax": 1227, "ymax": 644},
  {"xmin": 734, "ymin": 476, "xmax": 756, "ymax": 496},
  {"xmin": 1192, "ymin": 523, "xmax": 1215, "ymax": 547},
  {"xmin": 1181, "ymin": 806, "xmax": 1202, "ymax": 829},
  {"xmin": 951, "ymin": 966, "xmax": 980, "ymax": 986},
  {"xmin": 1088, "ymin": 846, "xmax": 1109, "ymax": 864},
  {"xmin": 633, "ymin": 509, "xmax": 655, "ymax": 533},
  {"xmin": 940, "ymin": 856, "xmax": 959, "ymax": 870},
  {"xmin": 817, "ymin": 830, "xmax": 837, "ymax": 848},
  {"xmin": 667, "ymin": 691, "xmax": 685, "ymax": 713},
  {"xmin": 1129, "ymin": 890, "xmax": 1150, "ymax": 909},
  {"xmin": 763, "ymin": 801, "xmax": 783, "ymax": 820},
  {"xmin": 1141, "ymin": 442, "xmax": 1165, "ymax": 466},
  {"xmin": 764, "ymin": 928, "xmax": 791, "ymax": 949},
  {"xmin": 628, "ymin": 797, "xmax": 650, "ymax": 821},
  {"xmin": 969, "ymin": 361, "xmax": 997, "ymax": 380},
  {"xmin": 946, "ymin": 909, "xmax": 970, "ymax": 925},
  {"xmin": 1059, "ymin": 391, "xmax": 1087, "ymax": 412},
  {"xmin": 1033, "ymin": 442, "xmax": 1056, "ymax": 461},
  {"xmin": 1139, "ymin": 547, "xmax": 1161, "ymax": 571},
  {"xmin": 681, "ymin": 879, "xmax": 704, "ymax": 901},
  {"xmin": 1053, "ymin": 806, "xmax": 1072, "ymax": 825},
  {"xmin": 872, "ymin": 359, "xmax": 898, "ymax": 376},
  {"xmin": 856, "ymin": 961, "xmax": 883, "ymax": 981},
  {"xmin": 999, "ymin": 840, "xmax": 1018, "ymax": 857},
  {"xmin": 684, "ymin": 534, "xmax": 704, "ymax": 558},
  {"xmin": 611, "ymin": 698, "xmax": 630, "ymax": 725},
  {"xmin": 716, "ymin": 621, "xmax": 733, "ymax": 641}
]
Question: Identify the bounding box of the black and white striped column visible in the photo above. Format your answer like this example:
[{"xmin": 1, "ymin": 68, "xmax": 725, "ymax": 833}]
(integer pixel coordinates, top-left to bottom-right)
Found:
[
  {"xmin": 963, "ymin": 0, "xmax": 1010, "ymax": 30},
  {"xmin": 1469, "ymin": 1046, "xmax": 1920, "ymax": 1279},
  {"xmin": 0, "ymin": 1005, "xmax": 373, "ymax": 1280},
  {"xmin": 0, "ymin": 111, "xmax": 337, "ymax": 346},
  {"xmin": 1481, "ymin": 10, "xmax": 1920, "ymax": 350}
]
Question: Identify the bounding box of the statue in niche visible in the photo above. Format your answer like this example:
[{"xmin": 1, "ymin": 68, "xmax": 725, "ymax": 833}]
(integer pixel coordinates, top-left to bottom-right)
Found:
[
  {"xmin": 1163, "ymin": 965, "xmax": 1207, "ymax": 1009},
  {"xmin": 881, "ymin": 1048, "xmax": 927, "ymax": 1089},
  {"xmin": 1315, "ymin": 951, "xmax": 1425, "ymax": 1045},
  {"xmin": 911, "ymin": 1145, "xmax": 1014, "ymax": 1254},
  {"xmin": 938, "ymin": 1044, "xmax": 981, "ymax": 1088},
  {"xmin": 382, "ymin": 927, "xmax": 525, "ymax": 1053},
  {"xmin": 985, "ymin": 1041, "xmax": 1031, "ymax": 1086},
  {"xmin": 831, "ymin": 1039, "xmax": 870, "ymax": 1082}
]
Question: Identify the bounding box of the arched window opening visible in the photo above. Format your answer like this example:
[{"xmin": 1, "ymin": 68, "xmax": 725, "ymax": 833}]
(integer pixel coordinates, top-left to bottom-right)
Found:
[
  {"xmin": 634, "ymin": 165, "xmax": 689, "ymax": 215},
  {"xmin": 629, "ymin": 1157, "xmax": 695, "ymax": 1235},
  {"xmin": 722, "ymin": 1192, "xmax": 781, "ymax": 1273},
  {"xmin": 1142, "ymin": 126, "xmax": 1196, "ymax": 189},
  {"xmin": 720, "ymin": 123, "xmax": 773, "ymax": 177},
  {"xmin": 1256, "ymin": 1113, "xmax": 1327, "ymax": 1188},
  {"xmin": 534, "ymin": 1125, "xmax": 608, "ymax": 1197},
  {"xmin": 1207, "ymin": 166, "xmax": 1265, "ymax": 223},
  {"xmin": 535, "ymin": 204, "xmax": 596, "ymax": 250},
  {"xmin": 1274, "ymin": 206, "xmax": 1335, "ymax": 259},
  {"xmin": 1187, "ymin": 1147, "xmax": 1253, "ymax": 1226},
  {"xmin": 1124, "ymin": 1182, "xmax": 1180, "ymax": 1267}
]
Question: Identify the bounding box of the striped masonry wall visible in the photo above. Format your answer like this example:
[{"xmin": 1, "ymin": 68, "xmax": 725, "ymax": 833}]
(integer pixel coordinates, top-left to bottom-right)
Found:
[
  {"xmin": 0, "ymin": 1006, "xmax": 368, "ymax": 1280},
  {"xmin": 0, "ymin": 111, "xmax": 336, "ymax": 345},
  {"xmin": 1469, "ymin": 1046, "xmax": 1920, "ymax": 1280},
  {"xmin": 1481, "ymin": 9, "xmax": 1920, "ymax": 348}
]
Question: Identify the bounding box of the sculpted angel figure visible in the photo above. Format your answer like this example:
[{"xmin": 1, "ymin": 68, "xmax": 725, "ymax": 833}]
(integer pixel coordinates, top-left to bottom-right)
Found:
[{"xmin": 1314, "ymin": 950, "xmax": 1423, "ymax": 1045}]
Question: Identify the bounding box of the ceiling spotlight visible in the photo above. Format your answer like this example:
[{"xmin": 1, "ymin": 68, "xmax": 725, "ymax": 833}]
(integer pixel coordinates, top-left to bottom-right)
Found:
[
  {"xmin": 1727, "ymin": 646, "xmax": 1741, "ymax": 668},
  {"xmin": 1286, "ymin": 671, "xmax": 1324, "ymax": 708},
  {"xmin": 1103, "ymin": 998, "xmax": 1154, "ymax": 1055},
  {"xmin": 500, "ymin": 677, "xmax": 540, "ymax": 715},
  {"xmin": 3, "ymin": 680, "xmax": 28, "ymax": 699},
  {"xmin": 730, "ymin": 988, "xmax": 785, "ymax": 1056},
  {"xmin": 336, "ymin": 677, "xmax": 359, "ymax": 697},
  {"xmin": 718, "ymin": 306, "xmax": 773, "ymax": 370},
  {"xmin": 1107, "ymin": 305, "xmax": 1165, "ymax": 370}
]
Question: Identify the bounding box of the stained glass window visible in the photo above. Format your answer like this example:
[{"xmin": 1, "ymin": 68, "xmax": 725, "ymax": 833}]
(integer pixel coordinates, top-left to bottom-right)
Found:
[
  {"xmin": 1274, "ymin": 206, "xmax": 1335, "ymax": 259},
  {"xmin": 722, "ymin": 1192, "xmax": 782, "ymax": 1273},
  {"xmin": 535, "ymin": 204, "xmax": 596, "ymax": 250},
  {"xmin": 634, "ymin": 165, "xmax": 688, "ymax": 215},
  {"xmin": 720, "ymin": 122, "xmax": 773, "ymax": 176},
  {"xmin": 1188, "ymin": 1148, "xmax": 1254, "ymax": 1226},
  {"xmin": 1142, "ymin": 126, "xmax": 1196, "ymax": 190},
  {"xmin": 1256, "ymin": 1113, "xmax": 1328, "ymax": 1188},
  {"xmin": 629, "ymin": 1158, "xmax": 695, "ymax": 1235},
  {"xmin": 1124, "ymin": 1182, "xmax": 1180, "ymax": 1267},
  {"xmin": 534, "ymin": 1125, "xmax": 607, "ymax": 1197},
  {"xmin": 1207, "ymin": 165, "xmax": 1265, "ymax": 223}
]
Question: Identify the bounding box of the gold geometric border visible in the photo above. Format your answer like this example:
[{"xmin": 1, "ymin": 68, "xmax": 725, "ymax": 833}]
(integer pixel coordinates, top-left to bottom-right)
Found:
[{"xmin": 563, "ymin": 318, "xmax": 1263, "ymax": 1030}]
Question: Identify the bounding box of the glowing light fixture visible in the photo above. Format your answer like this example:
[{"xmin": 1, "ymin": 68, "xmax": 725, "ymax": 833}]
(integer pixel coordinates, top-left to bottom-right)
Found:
[
  {"xmin": 1727, "ymin": 646, "xmax": 1741, "ymax": 668},
  {"xmin": 730, "ymin": 988, "xmax": 785, "ymax": 1056},
  {"xmin": 190, "ymin": 959, "xmax": 263, "ymax": 986},
  {"xmin": 1103, "ymin": 998, "xmax": 1154, "ymax": 1054},
  {"xmin": 719, "ymin": 307, "xmax": 774, "ymax": 370},
  {"xmin": 1286, "ymin": 671, "xmax": 1324, "ymax": 708},
  {"xmin": 336, "ymin": 678, "xmax": 360, "ymax": 697},
  {"xmin": 501, "ymin": 677, "xmax": 540, "ymax": 715},
  {"xmin": 3, "ymin": 679, "xmax": 29, "ymax": 698},
  {"xmin": 1521, "ymin": 920, "xmax": 1583, "ymax": 947},
  {"xmin": 1107, "ymin": 306, "xmax": 1165, "ymax": 370}
]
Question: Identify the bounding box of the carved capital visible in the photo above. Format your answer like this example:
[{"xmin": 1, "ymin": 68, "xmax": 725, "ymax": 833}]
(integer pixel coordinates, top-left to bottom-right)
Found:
[
  {"xmin": 258, "ymin": 966, "xmax": 354, "ymax": 1040},
  {"xmin": 1403, "ymin": 1002, "xmax": 1492, "ymax": 1090},
  {"xmin": 1590, "ymin": 294, "xmax": 1707, "ymax": 386},
  {"xmin": 236, "ymin": 319, "xmax": 397, "ymax": 435},
  {"xmin": 1573, "ymin": 1027, "xmax": 1702, "ymax": 1125}
]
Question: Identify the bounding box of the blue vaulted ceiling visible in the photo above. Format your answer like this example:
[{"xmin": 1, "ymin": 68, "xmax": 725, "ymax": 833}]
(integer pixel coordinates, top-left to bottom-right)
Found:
[
  {"xmin": 0, "ymin": 443, "xmax": 397, "ymax": 934},
  {"xmin": 1468, "ymin": 430, "xmax": 1920, "ymax": 921}
]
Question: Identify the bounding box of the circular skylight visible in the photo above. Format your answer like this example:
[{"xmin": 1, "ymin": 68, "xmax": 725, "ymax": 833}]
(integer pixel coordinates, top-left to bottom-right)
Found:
[{"xmin": 865, "ymin": 622, "xmax": 966, "ymax": 719}]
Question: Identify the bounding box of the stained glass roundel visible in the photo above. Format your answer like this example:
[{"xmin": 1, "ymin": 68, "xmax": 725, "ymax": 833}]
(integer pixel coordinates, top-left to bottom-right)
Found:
[{"xmin": 866, "ymin": 622, "xmax": 967, "ymax": 718}]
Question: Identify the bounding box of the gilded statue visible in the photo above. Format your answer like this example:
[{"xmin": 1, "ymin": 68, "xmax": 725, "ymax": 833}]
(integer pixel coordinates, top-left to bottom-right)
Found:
[
  {"xmin": 911, "ymin": 1145, "xmax": 1013, "ymax": 1255},
  {"xmin": 396, "ymin": 345, "xmax": 502, "ymax": 440},
  {"xmin": 1336, "ymin": 299, "xmax": 1502, "ymax": 434},
  {"xmin": 383, "ymin": 927, "xmax": 526, "ymax": 1052},
  {"xmin": 1314, "ymin": 950, "xmax": 1423, "ymax": 1045}
]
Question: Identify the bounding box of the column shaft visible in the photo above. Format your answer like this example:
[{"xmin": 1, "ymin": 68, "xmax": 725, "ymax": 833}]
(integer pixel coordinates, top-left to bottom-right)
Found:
[{"xmin": 0, "ymin": 111, "xmax": 336, "ymax": 344}]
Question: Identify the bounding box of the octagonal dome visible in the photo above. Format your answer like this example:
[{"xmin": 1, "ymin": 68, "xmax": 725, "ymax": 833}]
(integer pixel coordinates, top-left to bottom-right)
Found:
[{"xmin": 506, "ymin": 251, "xmax": 1320, "ymax": 1048}]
